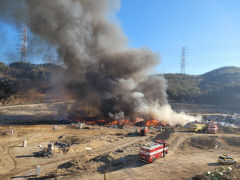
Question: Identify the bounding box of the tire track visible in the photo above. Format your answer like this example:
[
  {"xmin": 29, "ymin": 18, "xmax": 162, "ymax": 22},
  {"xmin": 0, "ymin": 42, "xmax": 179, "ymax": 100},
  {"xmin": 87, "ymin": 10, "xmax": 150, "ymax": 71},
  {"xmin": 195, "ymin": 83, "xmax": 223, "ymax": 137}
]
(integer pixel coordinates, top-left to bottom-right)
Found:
[
  {"xmin": 8, "ymin": 136, "xmax": 149, "ymax": 179},
  {"xmin": 103, "ymin": 133, "xmax": 240, "ymax": 180},
  {"xmin": 7, "ymin": 145, "xmax": 17, "ymax": 171},
  {"xmin": 0, "ymin": 133, "xmax": 69, "ymax": 179},
  {"xmin": 0, "ymin": 141, "xmax": 17, "ymax": 177}
]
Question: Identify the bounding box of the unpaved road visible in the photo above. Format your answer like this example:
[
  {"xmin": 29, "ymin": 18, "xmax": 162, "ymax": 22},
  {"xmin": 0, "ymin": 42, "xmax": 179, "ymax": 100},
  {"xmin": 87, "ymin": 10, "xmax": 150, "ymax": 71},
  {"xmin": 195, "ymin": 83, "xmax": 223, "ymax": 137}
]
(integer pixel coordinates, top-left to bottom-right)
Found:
[
  {"xmin": 0, "ymin": 125, "xmax": 240, "ymax": 180},
  {"xmin": 63, "ymin": 132, "xmax": 240, "ymax": 180},
  {"xmin": 11, "ymin": 136, "xmax": 148, "ymax": 180},
  {"xmin": 0, "ymin": 125, "xmax": 148, "ymax": 179}
]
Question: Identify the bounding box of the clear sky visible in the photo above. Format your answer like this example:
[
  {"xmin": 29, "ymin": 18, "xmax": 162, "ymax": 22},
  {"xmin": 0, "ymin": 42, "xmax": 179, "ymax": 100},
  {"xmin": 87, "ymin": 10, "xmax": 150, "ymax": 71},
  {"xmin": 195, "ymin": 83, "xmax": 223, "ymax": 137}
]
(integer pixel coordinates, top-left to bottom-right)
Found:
[
  {"xmin": 117, "ymin": 0, "xmax": 240, "ymax": 74},
  {"xmin": 1, "ymin": 0, "xmax": 240, "ymax": 75}
]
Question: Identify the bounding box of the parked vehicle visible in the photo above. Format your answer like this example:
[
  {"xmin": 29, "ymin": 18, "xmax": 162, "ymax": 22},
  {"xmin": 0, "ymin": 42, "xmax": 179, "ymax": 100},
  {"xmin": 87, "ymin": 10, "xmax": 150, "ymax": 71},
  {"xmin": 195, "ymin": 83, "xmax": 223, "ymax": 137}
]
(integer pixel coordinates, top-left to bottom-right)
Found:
[
  {"xmin": 218, "ymin": 155, "xmax": 237, "ymax": 165},
  {"xmin": 208, "ymin": 124, "xmax": 218, "ymax": 134},
  {"xmin": 189, "ymin": 123, "xmax": 207, "ymax": 133}
]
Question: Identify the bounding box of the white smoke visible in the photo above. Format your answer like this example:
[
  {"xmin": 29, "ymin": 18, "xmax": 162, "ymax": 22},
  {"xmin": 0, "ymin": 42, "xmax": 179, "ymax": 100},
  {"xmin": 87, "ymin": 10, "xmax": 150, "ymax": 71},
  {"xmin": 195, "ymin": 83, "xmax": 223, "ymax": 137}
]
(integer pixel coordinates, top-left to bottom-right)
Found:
[{"xmin": 136, "ymin": 101, "xmax": 201, "ymax": 126}]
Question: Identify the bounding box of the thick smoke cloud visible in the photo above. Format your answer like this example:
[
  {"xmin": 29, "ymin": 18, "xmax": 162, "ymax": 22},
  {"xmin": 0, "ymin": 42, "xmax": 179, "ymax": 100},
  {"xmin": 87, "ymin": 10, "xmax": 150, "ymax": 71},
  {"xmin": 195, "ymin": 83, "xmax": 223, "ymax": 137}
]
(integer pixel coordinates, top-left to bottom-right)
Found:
[
  {"xmin": 0, "ymin": 0, "xmax": 200, "ymax": 125},
  {"xmin": 0, "ymin": 0, "xmax": 27, "ymax": 26}
]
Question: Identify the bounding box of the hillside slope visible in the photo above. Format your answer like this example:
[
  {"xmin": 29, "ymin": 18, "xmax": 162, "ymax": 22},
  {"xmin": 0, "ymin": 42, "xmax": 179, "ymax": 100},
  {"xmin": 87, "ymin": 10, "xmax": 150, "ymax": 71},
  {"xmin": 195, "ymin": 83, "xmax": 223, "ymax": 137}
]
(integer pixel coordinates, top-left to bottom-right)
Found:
[
  {"xmin": 0, "ymin": 62, "xmax": 240, "ymax": 106},
  {"xmin": 165, "ymin": 66, "xmax": 240, "ymax": 106},
  {"xmin": 0, "ymin": 62, "xmax": 65, "ymax": 105}
]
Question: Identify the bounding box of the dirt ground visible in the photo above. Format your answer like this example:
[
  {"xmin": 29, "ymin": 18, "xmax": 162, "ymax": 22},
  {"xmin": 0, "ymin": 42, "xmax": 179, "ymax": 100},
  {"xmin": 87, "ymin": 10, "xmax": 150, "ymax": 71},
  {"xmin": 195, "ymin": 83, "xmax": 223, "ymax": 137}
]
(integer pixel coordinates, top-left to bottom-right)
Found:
[
  {"xmin": 0, "ymin": 124, "xmax": 239, "ymax": 180},
  {"xmin": 0, "ymin": 104, "xmax": 240, "ymax": 180}
]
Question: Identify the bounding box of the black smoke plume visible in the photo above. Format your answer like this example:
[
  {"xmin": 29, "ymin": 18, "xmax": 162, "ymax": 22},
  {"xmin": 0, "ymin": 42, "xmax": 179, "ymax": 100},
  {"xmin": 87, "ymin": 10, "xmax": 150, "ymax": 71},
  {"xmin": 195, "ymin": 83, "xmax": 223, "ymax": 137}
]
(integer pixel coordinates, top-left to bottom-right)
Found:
[{"xmin": 0, "ymin": 0, "xmax": 200, "ymax": 125}]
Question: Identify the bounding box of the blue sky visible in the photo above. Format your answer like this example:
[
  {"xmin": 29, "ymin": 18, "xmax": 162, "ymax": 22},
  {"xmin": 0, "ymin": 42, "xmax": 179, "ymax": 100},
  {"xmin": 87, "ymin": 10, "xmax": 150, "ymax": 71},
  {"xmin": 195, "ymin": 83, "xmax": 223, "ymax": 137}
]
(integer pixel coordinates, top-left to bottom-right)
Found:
[
  {"xmin": 117, "ymin": 0, "xmax": 240, "ymax": 74},
  {"xmin": 1, "ymin": 0, "xmax": 240, "ymax": 74}
]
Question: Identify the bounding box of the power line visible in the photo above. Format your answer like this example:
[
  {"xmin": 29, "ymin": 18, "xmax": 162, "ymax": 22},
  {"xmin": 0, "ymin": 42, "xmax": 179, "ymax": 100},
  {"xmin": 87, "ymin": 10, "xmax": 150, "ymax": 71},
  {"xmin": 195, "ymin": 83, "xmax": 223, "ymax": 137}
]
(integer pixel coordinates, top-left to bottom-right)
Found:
[
  {"xmin": 17, "ymin": 25, "xmax": 28, "ymax": 62},
  {"xmin": 180, "ymin": 47, "xmax": 186, "ymax": 74}
]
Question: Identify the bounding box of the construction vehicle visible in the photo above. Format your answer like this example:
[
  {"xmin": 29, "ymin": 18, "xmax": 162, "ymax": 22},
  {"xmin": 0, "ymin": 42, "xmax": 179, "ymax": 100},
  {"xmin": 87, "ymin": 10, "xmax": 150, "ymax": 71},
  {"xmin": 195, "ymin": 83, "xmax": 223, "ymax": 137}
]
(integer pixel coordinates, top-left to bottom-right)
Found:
[
  {"xmin": 139, "ymin": 126, "xmax": 149, "ymax": 136},
  {"xmin": 139, "ymin": 140, "xmax": 168, "ymax": 163},
  {"xmin": 208, "ymin": 124, "xmax": 218, "ymax": 134},
  {"xmin": 189, "ymin": 123, "xmax": 207, "ymax": 133},
  {"xmin": 218, "ymin": 155, "xmax": 237, "ymax": 165}
]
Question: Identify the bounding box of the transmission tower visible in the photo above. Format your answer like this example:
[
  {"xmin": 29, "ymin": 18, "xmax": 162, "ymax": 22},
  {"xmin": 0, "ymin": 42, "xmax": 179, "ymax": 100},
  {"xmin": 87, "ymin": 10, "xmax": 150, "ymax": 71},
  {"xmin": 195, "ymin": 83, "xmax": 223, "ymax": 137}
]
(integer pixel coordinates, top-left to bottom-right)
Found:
[
  {"xmin": 18, "ymin": 25, "xmax": 28, "ymax": 62},
  {"xmin": 180, "ymin": 47, "xmax": 186, "ymax": 74}
]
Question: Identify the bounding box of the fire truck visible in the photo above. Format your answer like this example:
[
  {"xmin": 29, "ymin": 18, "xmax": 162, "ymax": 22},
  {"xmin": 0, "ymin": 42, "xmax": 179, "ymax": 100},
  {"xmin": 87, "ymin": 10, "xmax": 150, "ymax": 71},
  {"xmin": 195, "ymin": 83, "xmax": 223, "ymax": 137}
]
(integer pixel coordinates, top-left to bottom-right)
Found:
[
  {"xmin": 208, "ymin": 124, "xmax": 218, "ymax": 134},
  {"xmin": 139, "ymin": 126, "xmax": 149, "ymax": 136},
  {"xmin": 189, "ymin": 123, "xmax": 207, "ymax": 133},
  {"xmin": 139, "ymin": 140, "xmax": 168, "ymax": 163}
]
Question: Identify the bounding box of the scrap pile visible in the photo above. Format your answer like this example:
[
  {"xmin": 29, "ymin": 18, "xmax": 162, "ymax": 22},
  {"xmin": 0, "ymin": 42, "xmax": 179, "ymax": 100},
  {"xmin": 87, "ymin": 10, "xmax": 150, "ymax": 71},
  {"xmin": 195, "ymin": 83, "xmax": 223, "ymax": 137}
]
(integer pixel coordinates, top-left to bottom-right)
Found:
[
  {"xmin": 203, "ymin": 114, "xmax": 240, "ymax": 128},
  {"xmin": 34, "ymin": 144, "xmax": 54, "ymax": 158},
  {"xmin": 34, "ymin": 142, "xmax": 70, "ymax": 158},
  {"xmin": 190, "ymin": 166, "xmax": 240, "ymax": 180}
]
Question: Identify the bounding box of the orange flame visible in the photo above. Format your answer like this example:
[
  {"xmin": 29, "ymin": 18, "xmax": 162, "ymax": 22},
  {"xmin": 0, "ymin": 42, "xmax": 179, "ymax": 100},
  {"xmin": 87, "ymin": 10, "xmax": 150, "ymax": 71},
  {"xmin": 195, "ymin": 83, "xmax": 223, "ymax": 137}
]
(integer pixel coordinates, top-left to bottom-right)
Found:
[
  {"xmin": 76, "ymin": 119, "xmax": 130, "ymax": 126},
  {"xmin": 145, "ymin": 120, "xmax": 168, "ymax": 127},
  {"xmin": 74, "ymin": 118, "xmax": 167, "ymax": 127},
  {"xmin": 107, "ymin": 119, "xmax": 130, "ymax": 126}
]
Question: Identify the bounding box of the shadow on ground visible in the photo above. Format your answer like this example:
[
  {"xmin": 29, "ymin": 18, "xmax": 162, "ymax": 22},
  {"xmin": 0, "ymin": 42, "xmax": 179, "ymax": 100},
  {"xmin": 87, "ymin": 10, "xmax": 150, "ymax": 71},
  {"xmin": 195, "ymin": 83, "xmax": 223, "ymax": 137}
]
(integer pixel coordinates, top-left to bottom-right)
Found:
[
  {"xmin": 16, "ymin": 155, "xmax": 34, "ymax": 158},
  {"xmin": 95, "ymin": 154, "xmax": 145, "ymax": 173},
  {"xmin": 11, "ymin": 175, "xmax": 35, "ymax": 179},
  {"xmin": 208, "ymin": 162, "xmax": 220, "ymax": 166}
]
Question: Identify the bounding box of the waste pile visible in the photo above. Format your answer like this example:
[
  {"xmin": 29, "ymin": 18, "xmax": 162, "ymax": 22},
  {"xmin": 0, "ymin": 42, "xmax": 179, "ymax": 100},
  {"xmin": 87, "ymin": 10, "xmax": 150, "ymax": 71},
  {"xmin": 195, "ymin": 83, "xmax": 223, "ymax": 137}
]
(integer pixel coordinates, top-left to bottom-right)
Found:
[
  {"xmin": 203, "ymin": 114, "xmax": 240, "ymax": 128},
  {"xmin": 34, "ymin": 142, "xmax": 70, "ymax": 158},
  {"xmin": 34, "ymin": 144, "xmax": 54, "ymax": 158},
  {"xmin": 190, "ymin": 165, "xmax": 240, "ymax": 180}
]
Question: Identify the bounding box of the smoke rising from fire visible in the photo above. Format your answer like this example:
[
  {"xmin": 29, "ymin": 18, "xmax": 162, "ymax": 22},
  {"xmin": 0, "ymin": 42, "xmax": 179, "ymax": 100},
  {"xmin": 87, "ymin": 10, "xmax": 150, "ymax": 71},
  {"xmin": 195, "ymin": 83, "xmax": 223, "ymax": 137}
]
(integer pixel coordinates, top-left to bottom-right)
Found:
[{"xmin": 0, "ymin": 0, "xmax": 200, "ymax": 125}]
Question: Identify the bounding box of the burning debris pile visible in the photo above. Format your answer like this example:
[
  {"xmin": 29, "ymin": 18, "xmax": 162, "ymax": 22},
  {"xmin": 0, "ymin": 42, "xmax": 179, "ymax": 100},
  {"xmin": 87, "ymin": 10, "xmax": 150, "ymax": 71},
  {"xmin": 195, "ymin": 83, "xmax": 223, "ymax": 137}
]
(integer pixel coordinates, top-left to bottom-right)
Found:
[{"xmin": 0, "ymin": 0, "xmax": 200, "ymax": 125}]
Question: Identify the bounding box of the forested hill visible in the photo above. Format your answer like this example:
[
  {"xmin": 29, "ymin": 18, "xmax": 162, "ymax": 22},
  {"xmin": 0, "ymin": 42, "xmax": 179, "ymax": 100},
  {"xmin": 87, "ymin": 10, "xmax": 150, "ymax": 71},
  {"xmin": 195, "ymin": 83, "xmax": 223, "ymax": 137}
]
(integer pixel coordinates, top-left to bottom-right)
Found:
[
  {"xmin": 0, "ymin": 62, "xmax": 240, "ymax": 106},
  {"xmin": 0, "ymin": 62, "xmax": 65, "ymax": 105},
  {"xmin": 165, "ymin": 66, "xmax": 240, "ymax": 106}
]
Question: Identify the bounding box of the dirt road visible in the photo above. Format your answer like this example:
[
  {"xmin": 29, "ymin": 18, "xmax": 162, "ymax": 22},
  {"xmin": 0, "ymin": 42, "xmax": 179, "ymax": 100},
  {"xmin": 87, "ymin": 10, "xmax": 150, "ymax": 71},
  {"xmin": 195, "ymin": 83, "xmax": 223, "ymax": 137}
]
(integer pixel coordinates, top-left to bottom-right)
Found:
[
  {"xmin": 0, "ymin": 125, "xmax": 148, "ymax": 179},
  {"xmin": 63, "ymin": 132, "xmax": 240, "ymax": 180},
  {"xmin": 1, "ymin": 125, "xmax": 240, "ymax": 180}
]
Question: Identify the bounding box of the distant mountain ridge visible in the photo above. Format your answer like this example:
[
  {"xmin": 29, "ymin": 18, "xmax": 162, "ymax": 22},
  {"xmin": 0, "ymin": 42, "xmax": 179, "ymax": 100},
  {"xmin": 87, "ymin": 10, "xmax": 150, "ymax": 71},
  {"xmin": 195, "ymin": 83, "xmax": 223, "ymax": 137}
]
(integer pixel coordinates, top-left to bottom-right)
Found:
[{"xmin": 165, "ymin": 66, "xmax": 240, "ymax": 106}]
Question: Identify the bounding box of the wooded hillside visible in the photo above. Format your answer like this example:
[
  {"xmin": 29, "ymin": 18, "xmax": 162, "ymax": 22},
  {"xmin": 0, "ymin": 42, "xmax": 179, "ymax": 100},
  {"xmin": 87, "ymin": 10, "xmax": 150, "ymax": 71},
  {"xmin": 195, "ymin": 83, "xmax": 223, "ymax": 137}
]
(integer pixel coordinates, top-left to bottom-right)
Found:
[{"xmin": 165, "ymin": 66, "xmax": 240, "ymax": 106}]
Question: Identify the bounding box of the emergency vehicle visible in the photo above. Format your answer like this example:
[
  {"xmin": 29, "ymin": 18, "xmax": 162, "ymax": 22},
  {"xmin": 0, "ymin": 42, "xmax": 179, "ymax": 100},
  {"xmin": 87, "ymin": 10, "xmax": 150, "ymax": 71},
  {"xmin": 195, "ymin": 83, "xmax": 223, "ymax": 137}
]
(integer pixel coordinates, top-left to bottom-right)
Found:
[
  {"xmin": 139, "ymin": 140, "xmax": 168, "ymax": 163},
  {"xmin": 208, "ymin": 124, "xmax": 218, "ymax": 134},
  {"xmin": 139, "ymin": 126, "xmax": 149, "ymax": 136},
  {"xmin": 189, "ymin": 123, "xmax": 207, "ymax": 132}
]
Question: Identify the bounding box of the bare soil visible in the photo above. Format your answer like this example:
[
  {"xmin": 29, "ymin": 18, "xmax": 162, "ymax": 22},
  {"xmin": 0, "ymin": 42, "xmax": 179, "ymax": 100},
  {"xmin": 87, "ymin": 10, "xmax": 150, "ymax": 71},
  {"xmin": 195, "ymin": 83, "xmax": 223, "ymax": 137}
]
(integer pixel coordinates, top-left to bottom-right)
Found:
[{"xmin": 0, "ymin": 104, "xmax": 240, "ymax": 180}]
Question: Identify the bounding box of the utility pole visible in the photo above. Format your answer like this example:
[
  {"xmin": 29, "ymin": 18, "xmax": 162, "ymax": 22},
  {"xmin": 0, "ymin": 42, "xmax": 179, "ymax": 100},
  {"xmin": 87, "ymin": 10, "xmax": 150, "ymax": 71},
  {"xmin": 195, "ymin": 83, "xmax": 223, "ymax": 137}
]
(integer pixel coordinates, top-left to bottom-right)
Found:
[
  {"xmin": 180, "ymin": 47, "xmax": 186, "ymax": 74},
  {"xmin": 18, "ymin": 25, "xmax": 28, "ymax": 62}
]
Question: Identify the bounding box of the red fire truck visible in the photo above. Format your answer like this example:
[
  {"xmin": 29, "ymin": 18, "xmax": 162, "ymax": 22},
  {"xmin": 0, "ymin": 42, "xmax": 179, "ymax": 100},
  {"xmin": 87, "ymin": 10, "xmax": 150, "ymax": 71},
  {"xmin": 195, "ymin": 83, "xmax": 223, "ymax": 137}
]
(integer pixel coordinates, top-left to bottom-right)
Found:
[
  {"xmin": 139, "ymin": 126, "xmax": 149, "ymax": 136},
  {"xmin": 208, "ymin": 124, "xmax": 218, "ymax": 134},
  {"xmin": 139, "ymin": 140, "xmax": 168, "ymax": 163}
]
